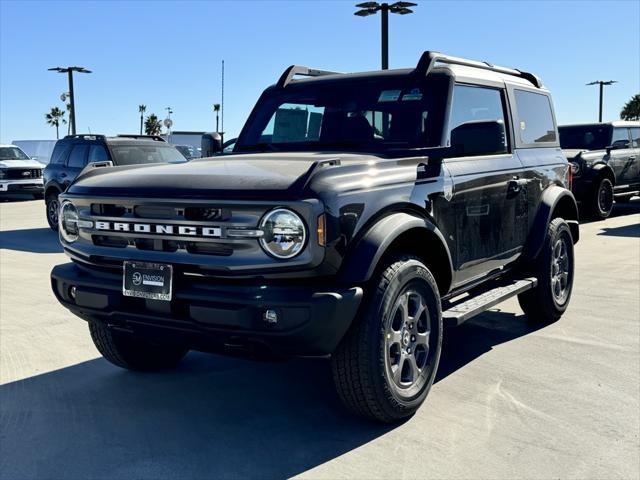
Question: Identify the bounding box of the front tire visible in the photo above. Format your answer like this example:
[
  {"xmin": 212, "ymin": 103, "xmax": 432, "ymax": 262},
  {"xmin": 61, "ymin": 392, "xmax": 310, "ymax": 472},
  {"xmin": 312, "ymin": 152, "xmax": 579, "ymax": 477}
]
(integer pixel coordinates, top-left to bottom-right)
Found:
[
  {"xmin": 46, "ymin": 191, "xmax": 60, "ymax": 231},
  {"xmin": 588, "ymin": 176, "xmax": 614, "ymax": 220},
  {"xmin": 89, "ymin": 320, "xmax": 188, "ymax": 371},
  {"xmin": 518, "ymin": 218, "xmax": 574, "ymax": 324},
  {"xmin": 331, "ymin": 256, "xmax": 442, "ymax": 423}
]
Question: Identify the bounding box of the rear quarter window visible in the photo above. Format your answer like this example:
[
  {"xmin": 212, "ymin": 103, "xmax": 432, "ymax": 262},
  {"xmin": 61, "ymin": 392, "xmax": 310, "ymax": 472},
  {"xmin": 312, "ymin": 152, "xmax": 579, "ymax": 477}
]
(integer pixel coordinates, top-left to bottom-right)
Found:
[{"xmin": 514, "ymin": 90, "xmax": 557, "ymax": 144}]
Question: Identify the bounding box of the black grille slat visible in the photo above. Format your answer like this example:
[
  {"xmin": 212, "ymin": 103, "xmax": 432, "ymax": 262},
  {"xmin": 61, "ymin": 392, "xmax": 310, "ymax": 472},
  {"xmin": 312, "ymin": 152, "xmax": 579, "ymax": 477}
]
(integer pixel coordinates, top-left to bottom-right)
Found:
[{"xmin": 4, "ymin": 168, "xmax": 42, "ymax": 180}]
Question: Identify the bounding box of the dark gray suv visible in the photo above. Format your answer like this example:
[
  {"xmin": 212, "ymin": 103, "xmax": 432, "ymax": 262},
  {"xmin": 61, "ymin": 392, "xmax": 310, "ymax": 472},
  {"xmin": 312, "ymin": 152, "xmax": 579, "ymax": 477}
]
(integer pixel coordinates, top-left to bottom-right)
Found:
[{"xmin": 44, "ymin": 135, "xmax": 186, "ymax": 230}]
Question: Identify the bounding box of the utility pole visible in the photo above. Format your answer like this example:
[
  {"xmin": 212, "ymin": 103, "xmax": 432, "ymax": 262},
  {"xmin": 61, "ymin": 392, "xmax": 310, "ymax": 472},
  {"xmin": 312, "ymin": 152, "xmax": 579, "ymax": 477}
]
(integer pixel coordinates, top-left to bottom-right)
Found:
[
  {"xmin": 586, "ymin": 80, "xmax": 617, "ymax": 122},
  {"xmin": 48, "ymin": 66, "xmax": 92, "ymax": 135}
]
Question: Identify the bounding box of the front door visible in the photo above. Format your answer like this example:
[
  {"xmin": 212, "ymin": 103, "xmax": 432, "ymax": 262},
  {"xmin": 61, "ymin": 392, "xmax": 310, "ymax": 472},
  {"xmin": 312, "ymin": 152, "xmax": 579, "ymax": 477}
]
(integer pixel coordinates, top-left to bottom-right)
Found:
[
  {"xmin": 609, "ymin": 127, "xmax": 636, "ymax": 187},
  {"xmin": 444, "ymin": 84, "xmax": 527, "ymax": 286}
]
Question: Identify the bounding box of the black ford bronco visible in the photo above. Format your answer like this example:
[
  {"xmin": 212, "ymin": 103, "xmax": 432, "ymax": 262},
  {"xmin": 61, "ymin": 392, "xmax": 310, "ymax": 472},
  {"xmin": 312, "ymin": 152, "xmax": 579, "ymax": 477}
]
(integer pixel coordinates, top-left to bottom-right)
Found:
[
  {"xmin": 51, "ymin": 51, "xmax": 579, "ymax": 423},
  {"xmin": 559, "ymin": 121, "xmax": 640, "ymax": 219}
]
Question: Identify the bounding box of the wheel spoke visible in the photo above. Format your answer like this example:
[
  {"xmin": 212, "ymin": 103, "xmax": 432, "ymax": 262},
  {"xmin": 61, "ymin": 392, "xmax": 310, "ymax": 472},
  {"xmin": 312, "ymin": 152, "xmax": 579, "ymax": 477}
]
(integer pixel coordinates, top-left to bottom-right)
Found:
[
  {"xmin": 415, "ymin": 331, "xmax": 429, "ymax": 346},
  {"xmin": 405, "ymin": 355, "xmax": 419, "ymax": 382},
  {"xmin": 388, "ymin": 330, "xmax": 402, "ymax": 346},
  {"xmin": 393, "ymin": 355, "xmax": 406, "ymax": 384}
]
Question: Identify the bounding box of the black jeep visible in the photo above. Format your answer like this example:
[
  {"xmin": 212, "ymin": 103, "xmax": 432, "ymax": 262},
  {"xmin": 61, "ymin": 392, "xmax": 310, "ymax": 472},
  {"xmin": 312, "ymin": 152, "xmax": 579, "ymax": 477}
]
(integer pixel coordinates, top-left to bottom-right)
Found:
[
  {"xmin": 559, "ymin": 121, "xmax": 640, "ymax": 219},
  {"xmin": 50, "ymin": 51, "xmax": 579, "ymax": 423}
]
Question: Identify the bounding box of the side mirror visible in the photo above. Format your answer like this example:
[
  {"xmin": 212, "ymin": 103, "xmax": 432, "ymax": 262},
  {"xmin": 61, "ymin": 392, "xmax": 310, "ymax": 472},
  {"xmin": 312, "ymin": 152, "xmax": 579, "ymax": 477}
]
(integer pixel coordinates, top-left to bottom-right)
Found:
[
  {"xmin": 201, "ymin": 133, "xmax": 223, "ymax": 157},
  {"xmin": 608, "ymin": 140, "xmax": 630, "ymax": 151},
  {"xmin": 450, "ymin": 120, "xmax": 507, "ymax": 157}
]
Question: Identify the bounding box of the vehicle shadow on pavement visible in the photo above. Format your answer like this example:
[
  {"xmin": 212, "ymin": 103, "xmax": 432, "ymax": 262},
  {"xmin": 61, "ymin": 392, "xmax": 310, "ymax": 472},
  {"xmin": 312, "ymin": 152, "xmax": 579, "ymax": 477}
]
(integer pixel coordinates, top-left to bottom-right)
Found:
[
  {"xmin": 597, "ymin": 223, "xmax": 640, "ymax": 238},
  {"xmin": 0, "ymin": 311, "xmax": 539, "ymax": 479},
  {"xmin": 0, "ymin": 227, "xmax": 62, "ymax": 253}
]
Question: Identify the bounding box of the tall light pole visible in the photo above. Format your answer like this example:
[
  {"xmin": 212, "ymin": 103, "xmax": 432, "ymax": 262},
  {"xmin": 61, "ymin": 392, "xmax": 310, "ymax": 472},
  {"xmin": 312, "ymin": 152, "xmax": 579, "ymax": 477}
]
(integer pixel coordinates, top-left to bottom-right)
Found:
[
  {"xmin": 213, "ymin": 103, "xmax": 221, "ymax": 133},
  {"xmin": 586, "ymin": 80, "xmax": 617, "ymax": 122},
  {"xmin": 48, "ymin": 66, "xmax": 91, "ymax": 135},
  {"xmin": 354, "ymin": 2, "xmax": 416, "ymax": 70}
]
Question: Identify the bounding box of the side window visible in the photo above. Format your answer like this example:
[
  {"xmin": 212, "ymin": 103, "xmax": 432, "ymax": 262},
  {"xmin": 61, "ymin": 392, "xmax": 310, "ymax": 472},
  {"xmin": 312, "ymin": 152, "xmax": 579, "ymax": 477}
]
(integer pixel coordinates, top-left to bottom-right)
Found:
[
  {"xmin": 67, "ymin": 145, "xmax": 89, "ymax": 168},
  {"xmin": 631, "ymin": 128, "xmax": 640, "ymax": 148},
  {"xmin": 514, "ymin": 90, "xmax": 557, "ymax": 144},
  {"xmin": 448, "ymin": 84, "xmax": 508, "ymax": 156},
  {"xmin": 611, "ymin": 128, "xmax": 631, "ymax": 149},
  {"xmin": 88, "ymin": 145, "xmax": 109, "ymax": 162},
  {"xmin": 50, "ymin": 144, "xmax": 69, "ymax": 164}
]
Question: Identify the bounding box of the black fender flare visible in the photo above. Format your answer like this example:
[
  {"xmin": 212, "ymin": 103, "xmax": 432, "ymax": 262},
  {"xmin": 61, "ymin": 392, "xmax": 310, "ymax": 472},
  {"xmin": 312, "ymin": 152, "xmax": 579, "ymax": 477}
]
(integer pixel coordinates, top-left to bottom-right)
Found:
[
  {"xmin": 523, "ymin": 185, "xmax": 579, "ymax": 261},
  {"xmin": 338, "ymin": 212, "xmax": 454, "ymax": 291},
  {"xmin": 586, "ymin": 162, "xmax": 615, "ymax": 185}
]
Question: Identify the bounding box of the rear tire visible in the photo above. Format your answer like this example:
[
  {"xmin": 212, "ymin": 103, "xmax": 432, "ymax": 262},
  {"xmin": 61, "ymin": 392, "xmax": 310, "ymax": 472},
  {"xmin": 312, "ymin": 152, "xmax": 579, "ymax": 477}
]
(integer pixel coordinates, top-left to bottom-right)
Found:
[
  {"xmin": 587, "ymin": 176, "xmax": 614, "ymax": 220},
  {"xmin": 89, "ymin": 320, "xmax": 188, "ymax": 371},
  {"xmin": 518, "ymin": 218, "xmax": 574, "ymax": 324},
  {"xmin": 331, "ymin": 256, "xmax": 442, "ymax": 423},
  {"xmin": 46, "ymin": 191, "xmax": 60, "ymax": 231}
]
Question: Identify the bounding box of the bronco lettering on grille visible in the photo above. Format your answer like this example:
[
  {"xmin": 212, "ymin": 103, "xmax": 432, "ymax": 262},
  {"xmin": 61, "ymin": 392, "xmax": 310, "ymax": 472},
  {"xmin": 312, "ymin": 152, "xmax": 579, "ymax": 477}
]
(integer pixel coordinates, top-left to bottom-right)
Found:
[{"xmin": 94, "ymin": 221, "xmax": 221, "ymax": 238}]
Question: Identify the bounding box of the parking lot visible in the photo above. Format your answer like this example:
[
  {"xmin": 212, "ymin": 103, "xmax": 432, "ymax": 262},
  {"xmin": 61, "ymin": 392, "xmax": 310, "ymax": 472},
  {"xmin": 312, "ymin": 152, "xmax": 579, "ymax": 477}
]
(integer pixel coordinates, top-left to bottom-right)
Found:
[{"xmin": 0, "ymin": 197, "xmax": 638, "ymax": 479}]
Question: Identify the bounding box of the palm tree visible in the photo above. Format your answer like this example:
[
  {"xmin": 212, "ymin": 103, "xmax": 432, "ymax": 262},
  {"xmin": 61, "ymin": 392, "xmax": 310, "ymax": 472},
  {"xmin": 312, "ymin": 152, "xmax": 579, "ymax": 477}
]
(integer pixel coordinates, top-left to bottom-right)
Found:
[
  {"xmin": 45, "ymin": 107, "xmax": 66, "ymax": 139},
  {"xmin": 144, "ymin": 113, "xmax": 162, "ymax": 136},
  {"xmin": 620, "ymin": 94, "xmax": 640, "ymax": 121},
  {"xmin": 138, "ymin": 104, "xmax": 147, "ymax": 135}
]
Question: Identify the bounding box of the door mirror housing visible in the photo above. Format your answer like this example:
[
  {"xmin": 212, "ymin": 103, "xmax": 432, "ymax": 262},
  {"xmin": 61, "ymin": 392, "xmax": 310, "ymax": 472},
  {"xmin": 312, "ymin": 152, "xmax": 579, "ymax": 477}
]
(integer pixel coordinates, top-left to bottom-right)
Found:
[
  {"xmin": 450, "ymin": 120, "xmax": 507, "ymax": 157},
  {"xmin": 201, "ymin": 133, "xmax": 223, "ymax": 157}
]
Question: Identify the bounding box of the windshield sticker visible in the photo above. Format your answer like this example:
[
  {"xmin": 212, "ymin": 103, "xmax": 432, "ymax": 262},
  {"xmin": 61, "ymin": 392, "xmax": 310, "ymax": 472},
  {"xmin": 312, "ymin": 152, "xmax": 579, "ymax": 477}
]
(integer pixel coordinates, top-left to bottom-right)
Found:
[
  {"xmin": 378, "ymin": 90, "xmax": 401, "ymax": 102},
  {"xmin": 402, "ymin": 88, "xmax": 423, "ymax": 101}
]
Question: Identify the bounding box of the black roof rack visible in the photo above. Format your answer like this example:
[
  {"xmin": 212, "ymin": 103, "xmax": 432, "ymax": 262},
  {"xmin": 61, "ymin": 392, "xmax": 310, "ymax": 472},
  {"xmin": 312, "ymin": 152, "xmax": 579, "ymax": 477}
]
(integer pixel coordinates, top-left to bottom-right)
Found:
[
  {"xmin": 277, "ymin": 65, "xmax": 341, "ymax": 88},
  {"xmin": 64, "ymin": 134, "xmax": 107, "ymax": 140},
  {"xmin": 414, "ymin": 51, "xmax": 542, "ymax": 88},
  {"xmin": 116, "ymin": 134, "xmax": 166, "ymax": 142}
]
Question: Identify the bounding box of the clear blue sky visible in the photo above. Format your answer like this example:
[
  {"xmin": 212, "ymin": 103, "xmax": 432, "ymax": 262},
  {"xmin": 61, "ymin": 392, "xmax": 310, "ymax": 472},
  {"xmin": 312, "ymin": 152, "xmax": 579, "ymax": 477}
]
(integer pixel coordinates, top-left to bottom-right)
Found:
[{"xmin": 1, "ymin": 0, "xmax": 638, "ymax": 144}]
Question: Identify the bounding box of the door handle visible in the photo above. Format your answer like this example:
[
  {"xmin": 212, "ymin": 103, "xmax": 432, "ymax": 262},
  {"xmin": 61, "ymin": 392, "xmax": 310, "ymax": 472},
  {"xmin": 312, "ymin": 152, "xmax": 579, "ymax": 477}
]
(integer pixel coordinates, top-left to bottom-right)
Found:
[
  {"xmin": 59, "ymin": 172, "xmax": 67, "ymax": 178},
  {"xmin": 629, "ymin": 156, "xmax": 636, "ymax": 161}
]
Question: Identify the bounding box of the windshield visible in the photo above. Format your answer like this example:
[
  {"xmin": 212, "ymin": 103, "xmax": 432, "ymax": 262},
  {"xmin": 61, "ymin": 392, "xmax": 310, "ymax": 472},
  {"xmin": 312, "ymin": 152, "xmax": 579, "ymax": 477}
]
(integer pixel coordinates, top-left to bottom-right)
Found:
[
  {"xmin": 558, "ymin": 125, "xmax": 612, "ymax": 150},
  {"xmin": 236, "ymin": 77, "xmax": 445, "ymax": 153},
  {"xmin": 0, "ymin": 146, "xmax": 30, "ymax": 161},
  {"xmin": 110, "ymin": 144, "xmax": 187, "ymax": 165}
]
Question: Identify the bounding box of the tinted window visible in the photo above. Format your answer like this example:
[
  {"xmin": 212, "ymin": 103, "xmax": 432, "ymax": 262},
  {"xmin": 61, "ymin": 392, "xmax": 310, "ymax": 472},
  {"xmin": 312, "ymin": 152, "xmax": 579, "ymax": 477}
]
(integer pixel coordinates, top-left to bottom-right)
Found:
[
  {"xmin": 558, "ymin": 125, "xmax": 612, "ymax": 150},
  {"xmin": 448, "ymin": 85, "xmax": 508, "ymax": 155},
  {"xmin": 67, "ymin": 145, "xmax": 88, "ymax": 168},
  {"xmin": 515, "ymin": 90, "xmax": 557, "ymax": 144},
  {"xmin": 611, "ymin": 128, "xmax": 630, "ymax": 149},
  {"xmin": 88, "ymin": 145, "xmax": 109, "ymax": 162},
  {"xmin": 631, "ymin": 128, "xmax": 640, "ymax": 148},
  {"xmin": 110, "ymin": 144, "xmax": 186, "ymax": 165},
  {"xmin": 50, "ymin": 143, "xmax": 69, "ymax": 164}
]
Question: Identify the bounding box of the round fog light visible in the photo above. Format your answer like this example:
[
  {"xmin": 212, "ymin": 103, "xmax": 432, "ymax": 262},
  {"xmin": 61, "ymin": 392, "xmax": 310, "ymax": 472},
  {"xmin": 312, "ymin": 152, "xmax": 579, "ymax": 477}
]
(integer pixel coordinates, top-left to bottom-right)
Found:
[{"xmin": 69, "ymin": 285, "xmax": 77, "ymax": 299}]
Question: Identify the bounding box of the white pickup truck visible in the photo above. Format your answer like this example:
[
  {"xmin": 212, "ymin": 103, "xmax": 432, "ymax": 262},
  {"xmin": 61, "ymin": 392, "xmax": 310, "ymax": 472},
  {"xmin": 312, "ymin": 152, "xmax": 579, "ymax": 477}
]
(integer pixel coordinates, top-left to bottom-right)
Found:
[{"xmin": 0, "ymin": 144, "xmax": 44, "ymax": 198}]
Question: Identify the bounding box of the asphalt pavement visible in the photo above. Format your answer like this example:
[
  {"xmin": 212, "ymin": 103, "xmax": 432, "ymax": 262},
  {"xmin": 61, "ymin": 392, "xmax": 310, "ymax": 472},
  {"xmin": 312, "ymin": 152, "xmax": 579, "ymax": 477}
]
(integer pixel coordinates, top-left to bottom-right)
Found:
[{"xmin": 1, "ymin": 196, "xmax": 638, "ymax": 480}]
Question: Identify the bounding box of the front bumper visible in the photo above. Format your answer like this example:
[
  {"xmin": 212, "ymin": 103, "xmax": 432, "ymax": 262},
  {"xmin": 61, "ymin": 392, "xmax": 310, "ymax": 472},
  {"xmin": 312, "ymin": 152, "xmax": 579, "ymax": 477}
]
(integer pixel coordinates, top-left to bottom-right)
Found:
[
  {"xmin": 51, "ymin": 262, "xmax": 363, "ymax": 356},
  {"xmin": 0, "ymin": 179, "xmax": 44, "ymax": 193}
]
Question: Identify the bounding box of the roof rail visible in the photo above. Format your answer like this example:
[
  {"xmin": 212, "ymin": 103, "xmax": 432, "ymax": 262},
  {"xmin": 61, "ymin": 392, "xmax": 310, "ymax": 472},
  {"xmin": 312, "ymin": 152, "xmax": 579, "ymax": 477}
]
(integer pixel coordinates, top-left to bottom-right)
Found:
[
  {"xmin": 277, "ymin": 65, "xmax": 341, "ymax": 88},
  {"xmin": 64, "ymin": 134, "xmax": 107, "ymax": 140},
  {"xmin": 116, "ymin": 134, "xmax": 166, "ymax": 142},
  {"xmin": 414, "ymin": 51, "xmax": 542, "ymax": 88}
]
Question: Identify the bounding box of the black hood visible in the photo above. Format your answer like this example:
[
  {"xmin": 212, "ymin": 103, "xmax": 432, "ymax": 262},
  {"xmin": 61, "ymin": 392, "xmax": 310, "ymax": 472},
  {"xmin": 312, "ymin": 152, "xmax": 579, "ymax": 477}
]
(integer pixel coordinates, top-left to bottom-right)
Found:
[{"xmin": 66, "ymin": 153, "xmax": 362, "ymax": 199}]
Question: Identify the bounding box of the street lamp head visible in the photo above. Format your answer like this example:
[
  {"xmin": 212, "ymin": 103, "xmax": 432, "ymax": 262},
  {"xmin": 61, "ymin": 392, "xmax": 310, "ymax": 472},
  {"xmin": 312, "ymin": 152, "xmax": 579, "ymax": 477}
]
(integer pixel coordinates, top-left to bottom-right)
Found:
[
  {"xmin": 390, "ymin": 1, "xmax": 417, "ymax": 7},
  {"xmin": 391, "ymin": 7, "xmax": 413, "ymax": 14},
  {"xmin": 48, "ymin": 66, "xmax": 91, "ymax": 74},
  {"xmin": 355, "ymin": 8, "xmax": 378, "ymax": 16},
  {"xmin": 356, "ymin": 2, "xmax": 380, "ymax": 8}
]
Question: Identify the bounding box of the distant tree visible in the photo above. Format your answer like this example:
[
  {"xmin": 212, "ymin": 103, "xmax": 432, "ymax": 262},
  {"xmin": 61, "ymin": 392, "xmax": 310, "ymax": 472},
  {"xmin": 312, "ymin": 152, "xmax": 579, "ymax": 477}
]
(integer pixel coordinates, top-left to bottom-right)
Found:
[
  {"xmin": 45, "ymin": 107, "xmax": 66, "ymax": 139},
  {"xmin": 138, "ymin": 104, "xmax": 146, "ymax": 135},
  {"xmin": 620, "ymin": 94, "xmax": 640, "ymax": 121},
  {"xmin": 144, "ymin": 113, "xmax": 162, "ymax": 135}
]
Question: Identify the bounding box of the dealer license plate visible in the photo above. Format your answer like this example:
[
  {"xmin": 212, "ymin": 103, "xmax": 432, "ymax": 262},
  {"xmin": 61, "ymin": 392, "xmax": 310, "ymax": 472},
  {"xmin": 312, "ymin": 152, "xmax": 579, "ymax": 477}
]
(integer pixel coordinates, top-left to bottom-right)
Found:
[{"xmin": 123, "ymin": 261, "xmax": 173, "ymax": 301}]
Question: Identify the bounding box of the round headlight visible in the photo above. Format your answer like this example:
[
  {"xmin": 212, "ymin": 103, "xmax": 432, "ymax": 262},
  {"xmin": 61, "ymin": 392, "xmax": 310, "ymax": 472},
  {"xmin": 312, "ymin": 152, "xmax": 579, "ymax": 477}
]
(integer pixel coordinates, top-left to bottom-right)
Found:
[
  {"xmin": 59, "ymin": 201, "xmax": 79, "ymax": 243},
  {"xmin": 259, "ymin": 208, "xmax": 307, "ymax": 259},
  {"xmin": 570, "ymin": 161, "xmax": 581, "ymax": 175}
]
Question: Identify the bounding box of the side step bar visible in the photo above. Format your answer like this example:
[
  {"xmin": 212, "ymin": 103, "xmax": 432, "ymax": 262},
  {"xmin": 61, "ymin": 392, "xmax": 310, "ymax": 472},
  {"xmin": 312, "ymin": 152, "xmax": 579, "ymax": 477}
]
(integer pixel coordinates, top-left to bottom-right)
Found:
[{"xmin": 442, "ymin": 277, "xmax": 538, "ymax": 327}]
